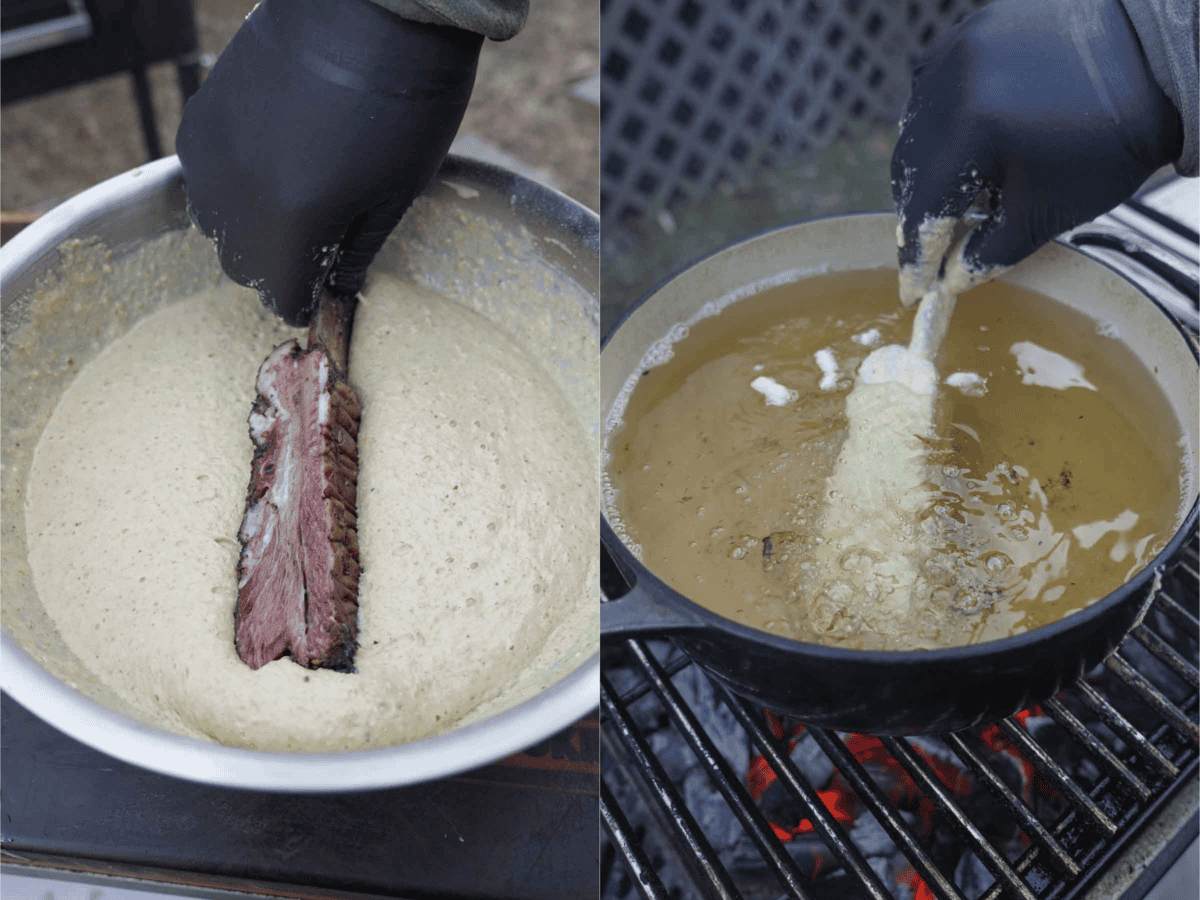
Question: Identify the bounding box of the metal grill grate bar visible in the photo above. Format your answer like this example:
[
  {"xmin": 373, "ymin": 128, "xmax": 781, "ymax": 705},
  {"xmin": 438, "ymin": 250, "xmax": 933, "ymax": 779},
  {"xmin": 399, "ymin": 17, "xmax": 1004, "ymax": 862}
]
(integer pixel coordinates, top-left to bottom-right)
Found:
[
  {"xmin": 602, "ymin": 539, "xmax": 1197, "ymax": 899},
  {"xmin": 976, "ymin": 817, "xmax": 1089, "ymax": 900},
  {"xmin": 601, "ymin": 671, "xmax": 744, "ymax": 900},
  {"xmin": 1132, "ymin": 623, "xmax": 1200, "ymax": 686},
  {"xmin": 976, "ymin": 852, "xmax": 1046, "ymax": 900},
  {"xmin": 945, "ymin": 731, "xmax": 1083, "ymax": 876},
  {"xmin": 809, "ymin": 728, "xmax": 969, "ymax": 900},
  {"xmin": 602, "ymin": 779, "xmax": 672, "ymax": 900},
  {"xmin": 611, "ymin": 649, "xmax": 693, "ymax": 708},
  {"xmin": 1041, "ymin": 697, "xmax": 1152, "ymax": 802},
  {"xmin": 1072, "ymin": 680, "xmax": 1179, "ymax": 779},
  {"xmin": 1155, "ymin": 590, "xmax": 1199, "ymax": 635},
  {"xmin": 996, "ymin": 719, "xmax": 1118, "ymax": 837},
  {"xmin": 721, "ymin": 690, "xmax": 893, "ymax": 900},
  {"xmin": 881, "ymin": 736, "xmax": 1038, "ymax": 900},
  {"xmin": 627, "ymin": 641, "xmax": 814, "ymax": 898},
  {"xmin": 1103, "ymin": 651, "xmax": 1200, "ymax": 745}
]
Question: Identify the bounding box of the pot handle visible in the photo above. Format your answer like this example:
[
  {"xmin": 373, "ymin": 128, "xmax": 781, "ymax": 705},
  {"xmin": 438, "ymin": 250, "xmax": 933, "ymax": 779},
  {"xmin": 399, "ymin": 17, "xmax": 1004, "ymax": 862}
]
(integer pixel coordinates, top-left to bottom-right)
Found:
[
  {"xmin": 1066, "ymin": 229, "xmax": 1199, "ymax": 332},
  {"xmin": 600, "ymin": 519, "xmax": 710, "ymax": 638}
]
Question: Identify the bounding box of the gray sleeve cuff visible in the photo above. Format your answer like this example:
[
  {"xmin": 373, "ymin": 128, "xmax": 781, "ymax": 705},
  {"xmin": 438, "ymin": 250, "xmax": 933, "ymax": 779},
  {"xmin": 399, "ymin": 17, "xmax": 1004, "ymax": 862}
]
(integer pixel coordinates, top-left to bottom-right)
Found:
[
  {"xmin": 369, "ymin": 0, "xmax": 528, "ymax": 40},
  {"xmin": 1118, "ymin": 0, "xmax": 1199, "ymax": 176}
]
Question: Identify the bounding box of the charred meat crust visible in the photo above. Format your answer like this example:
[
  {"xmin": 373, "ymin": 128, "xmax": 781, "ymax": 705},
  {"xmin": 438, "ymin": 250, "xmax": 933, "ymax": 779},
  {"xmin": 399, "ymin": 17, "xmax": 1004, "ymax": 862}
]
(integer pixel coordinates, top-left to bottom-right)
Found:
[{"xmin": 234, "ymin": 339, "xmax": 363, "ymax": 672}]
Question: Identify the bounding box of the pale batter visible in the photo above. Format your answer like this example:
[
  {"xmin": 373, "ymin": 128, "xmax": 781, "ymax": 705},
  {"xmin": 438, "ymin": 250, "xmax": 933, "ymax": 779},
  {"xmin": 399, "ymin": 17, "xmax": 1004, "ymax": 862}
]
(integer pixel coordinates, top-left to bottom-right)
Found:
[{"xmin": 24, "ymin": 273, "xmax": 594, "ymax": 751}]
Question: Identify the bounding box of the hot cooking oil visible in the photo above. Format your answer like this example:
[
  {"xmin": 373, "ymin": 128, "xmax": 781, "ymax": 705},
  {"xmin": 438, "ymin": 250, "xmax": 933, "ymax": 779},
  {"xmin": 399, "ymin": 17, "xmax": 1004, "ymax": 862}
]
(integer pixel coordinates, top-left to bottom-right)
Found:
[{"xmin": 603, "ymin": 270, "xmax": 1187, "ymax": 649}]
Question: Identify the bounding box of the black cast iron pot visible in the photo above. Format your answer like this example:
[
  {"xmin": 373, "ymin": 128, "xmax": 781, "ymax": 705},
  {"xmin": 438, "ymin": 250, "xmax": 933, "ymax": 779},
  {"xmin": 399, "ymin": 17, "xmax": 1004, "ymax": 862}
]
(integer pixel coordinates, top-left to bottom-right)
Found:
[{"xmin": 600, "ymin": 213, "xmax": 1199, "ymax": 735}]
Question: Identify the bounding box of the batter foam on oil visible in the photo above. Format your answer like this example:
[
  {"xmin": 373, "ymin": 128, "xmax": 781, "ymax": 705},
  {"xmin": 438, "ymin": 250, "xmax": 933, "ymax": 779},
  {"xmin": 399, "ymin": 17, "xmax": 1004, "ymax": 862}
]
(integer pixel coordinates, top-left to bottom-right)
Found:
[{"xmin": 604, "ymin": 270, "xmax": 1187, "ymax": 650}]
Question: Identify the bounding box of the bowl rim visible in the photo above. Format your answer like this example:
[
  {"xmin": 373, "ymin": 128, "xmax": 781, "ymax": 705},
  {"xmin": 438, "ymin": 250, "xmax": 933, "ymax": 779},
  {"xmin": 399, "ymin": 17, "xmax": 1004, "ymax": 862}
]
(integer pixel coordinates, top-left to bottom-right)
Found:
[{"xmin": 2, "ymin": 154, "xmax": 601, "ymax": 791}]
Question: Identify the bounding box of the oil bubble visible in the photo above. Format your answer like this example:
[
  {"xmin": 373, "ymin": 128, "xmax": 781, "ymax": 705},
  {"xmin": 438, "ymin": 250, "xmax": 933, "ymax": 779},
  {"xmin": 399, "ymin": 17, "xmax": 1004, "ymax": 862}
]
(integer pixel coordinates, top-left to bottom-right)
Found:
[
  {"xmin": 983, "ymin": 551, "xmax": 1013, "ymax": 573},
  {"xmin": 954, "ymin": 590, "xmax": 984, "ymax": 614}
]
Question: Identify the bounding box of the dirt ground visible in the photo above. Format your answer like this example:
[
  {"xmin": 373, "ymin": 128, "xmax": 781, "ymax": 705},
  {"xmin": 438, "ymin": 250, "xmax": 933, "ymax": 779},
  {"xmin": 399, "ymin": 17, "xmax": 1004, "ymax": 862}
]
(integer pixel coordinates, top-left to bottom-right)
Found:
[{"xmin": 1, "ymin": 0, "xmax": 599, "ymax": 213}]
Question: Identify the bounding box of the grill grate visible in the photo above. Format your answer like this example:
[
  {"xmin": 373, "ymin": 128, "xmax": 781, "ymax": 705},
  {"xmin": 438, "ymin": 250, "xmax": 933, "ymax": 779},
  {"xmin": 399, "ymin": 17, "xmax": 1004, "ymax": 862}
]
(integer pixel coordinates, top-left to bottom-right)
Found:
[
  {"xmin": 600, "ymin": 0, "xmax": 994, "ymax": 226},
  {"xmin": 601, "ymin": 537, "xmax": 1199, "ymax": 899}
]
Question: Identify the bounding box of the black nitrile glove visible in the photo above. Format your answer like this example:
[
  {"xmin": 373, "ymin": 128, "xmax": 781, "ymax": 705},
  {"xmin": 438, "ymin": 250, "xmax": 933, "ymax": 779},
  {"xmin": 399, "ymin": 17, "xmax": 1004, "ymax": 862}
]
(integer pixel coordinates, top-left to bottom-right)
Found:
[
  {"xmin": 177, "ymin": 0, "xmax": 483, "ymax": 325},
  {"xmin": 890, "ymin": 0, "xmax": 1184, "ymax": 305}
]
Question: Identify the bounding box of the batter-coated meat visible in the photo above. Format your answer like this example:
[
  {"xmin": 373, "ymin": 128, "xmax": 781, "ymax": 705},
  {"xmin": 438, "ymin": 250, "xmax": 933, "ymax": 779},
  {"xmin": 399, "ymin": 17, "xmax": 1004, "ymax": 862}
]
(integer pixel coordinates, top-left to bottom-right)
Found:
[{"xmin": 234, "ymin": 340, "xmax": 362, "ymax": 671}]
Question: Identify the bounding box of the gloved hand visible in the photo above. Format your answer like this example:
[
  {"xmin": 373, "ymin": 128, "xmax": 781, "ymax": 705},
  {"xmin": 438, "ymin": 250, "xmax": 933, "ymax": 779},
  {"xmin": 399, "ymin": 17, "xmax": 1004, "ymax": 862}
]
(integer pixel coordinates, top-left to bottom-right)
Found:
[
  {"xmin": 890, "ymin": 0, "xmax": 1184, "ymax": 305},
  {"xmin": 177, "ymin": 0, "xmax": 483, "ymax": 325}
]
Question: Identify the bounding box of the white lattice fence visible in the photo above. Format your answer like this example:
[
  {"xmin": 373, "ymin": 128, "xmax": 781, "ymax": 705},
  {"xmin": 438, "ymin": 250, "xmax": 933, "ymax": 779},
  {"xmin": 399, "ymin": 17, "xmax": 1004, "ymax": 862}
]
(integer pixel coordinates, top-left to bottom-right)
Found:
[{"xmin": 600, "ymin": 0, "xmax": 994, "ymax": 224}]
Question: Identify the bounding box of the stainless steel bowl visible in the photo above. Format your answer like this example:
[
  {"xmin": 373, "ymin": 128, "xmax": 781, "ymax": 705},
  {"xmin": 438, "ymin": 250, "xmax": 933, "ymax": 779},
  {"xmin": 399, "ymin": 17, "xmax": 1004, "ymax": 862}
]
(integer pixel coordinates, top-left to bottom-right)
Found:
[{"xmin": 1, "ymin": 155, "xmax": 599, "ymax": 791}]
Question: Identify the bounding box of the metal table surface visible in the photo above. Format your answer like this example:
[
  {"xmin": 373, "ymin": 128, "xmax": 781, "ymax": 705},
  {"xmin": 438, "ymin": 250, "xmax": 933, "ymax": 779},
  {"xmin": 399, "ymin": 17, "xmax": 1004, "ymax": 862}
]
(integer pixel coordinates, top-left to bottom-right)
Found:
[{"xmin": 1, "ymin": 693, "xmax": 598, "ymax": 899}]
